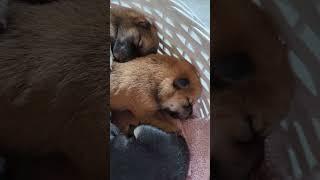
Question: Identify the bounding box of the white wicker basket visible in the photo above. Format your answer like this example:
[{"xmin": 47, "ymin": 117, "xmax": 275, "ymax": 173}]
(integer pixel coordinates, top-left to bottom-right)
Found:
[
  {"xmin": 253, "ymin": 0, "xmax": 320, "ymax": 179},
  {"xmin": 111, "ymin": 0, "xmax": 210, "ymax": 120}
]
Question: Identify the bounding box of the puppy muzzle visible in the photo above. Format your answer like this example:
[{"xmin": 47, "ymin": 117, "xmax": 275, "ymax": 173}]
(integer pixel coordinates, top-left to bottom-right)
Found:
[
  {"xmin": 112, "ymin": 39, "xmax": 137, "ymax": 62},
  {"xmin": 164, "ymin": 104, "xmax": 193, "ymax": 120}
]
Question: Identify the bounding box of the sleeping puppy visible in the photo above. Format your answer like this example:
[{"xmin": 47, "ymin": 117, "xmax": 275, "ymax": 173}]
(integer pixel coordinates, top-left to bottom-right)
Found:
[
  {"xmin": 111, "ymin": 54, "xmax": 202, "ymax": 133},
  {"xmin": 110, "ymin": 6, "xmax": 159, "ymax": 62},
  {"xmin": 213, "ymin": 0, "xmax": 294, "ymax": 179},
  {"xmin": 0, "ymin": 0, "xmax": 107, "ymax": 179},
  {"xmin": 110, "ymin": 122, "xmax": 189, "ymax": 180}
]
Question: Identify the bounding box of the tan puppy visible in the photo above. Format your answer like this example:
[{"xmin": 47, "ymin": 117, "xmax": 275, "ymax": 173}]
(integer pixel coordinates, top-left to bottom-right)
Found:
[
  {"xmin": 110, "ymin": 6, "xmax": 159, "ymax": 62},
  {"xmin": 213, "ymin": 0, "xmax": 294, "ymax": 179},
  {"xmin": 111, "ymin": 54, "xmax": 202, "ymax": 133}
]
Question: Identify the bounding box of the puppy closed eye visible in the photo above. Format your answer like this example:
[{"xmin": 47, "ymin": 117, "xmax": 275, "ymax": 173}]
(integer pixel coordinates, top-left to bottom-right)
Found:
[
  {"xmin": 136, "ymin": 19, "xmax": 151, "ymax": 29},
  {"xmin": 173, "ymin": 78, "xmax": 190, "ymax": 89}
]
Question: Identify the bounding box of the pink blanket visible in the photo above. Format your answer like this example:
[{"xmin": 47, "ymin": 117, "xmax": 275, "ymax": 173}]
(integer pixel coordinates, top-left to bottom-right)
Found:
[{"xmin": 177, "ymin": 118, "xmax": 210, "ymax": 180}]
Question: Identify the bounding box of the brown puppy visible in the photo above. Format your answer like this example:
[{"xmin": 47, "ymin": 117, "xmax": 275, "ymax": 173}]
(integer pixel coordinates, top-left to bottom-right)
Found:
[
  {"xmin": 213, "ymin": 0, "xmax": 294, "ymax": 179},
  {"xmin": 0, "ymin": 0, "xmax": 107, "ymax": 179},
  {"xmin": 111, "ymin": 54, "xmax": 202, "ymax": 133},
  {"xmin": 110, "ymin": 6, "xmax": 159, "ymax": 62}
]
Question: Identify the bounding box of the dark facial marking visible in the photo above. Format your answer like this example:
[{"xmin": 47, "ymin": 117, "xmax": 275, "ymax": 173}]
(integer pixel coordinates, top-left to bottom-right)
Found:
[{"xmin": 112, "ymin": 37, "xmax": 138, "ymax": 62}]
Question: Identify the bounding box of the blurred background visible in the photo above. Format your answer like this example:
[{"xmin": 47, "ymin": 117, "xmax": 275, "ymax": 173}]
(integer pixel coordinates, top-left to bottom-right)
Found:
[{"xmin": 183, "ymin": 0, "xmax": 210, "ymax": 29}]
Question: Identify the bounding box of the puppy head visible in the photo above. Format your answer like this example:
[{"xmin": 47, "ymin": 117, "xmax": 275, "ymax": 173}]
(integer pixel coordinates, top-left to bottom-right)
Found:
[
  {"xmin": 110, "ymin": 6, "xmax": 159, "ymax": 62},
  {"xmin": 214, "ymin": 49, "xmax": 294, "ymax": 140},
  {"xmin": 154, "ymin": 56, "xmax": 202, "ymax": 120},
  {"xmin": 213, "ymin": 1, "xmax": 295, "ymax": 178},
  {"xmin": 213, "ymin": 0, "xmax": 295, "ymax": 144}
]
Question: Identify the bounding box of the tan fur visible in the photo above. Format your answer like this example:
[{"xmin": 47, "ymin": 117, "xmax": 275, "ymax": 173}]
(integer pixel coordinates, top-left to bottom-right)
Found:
[
  {"xmin": 213, "ymin": 0, "xmax": 295, "ymax": 179},
  {"xmin": 110, "ymin": 6, "xmax": 159, "ymax": 62},
  {"xmin": 111, "ymin": 54, "xmax": 201, "ymax": 133}
]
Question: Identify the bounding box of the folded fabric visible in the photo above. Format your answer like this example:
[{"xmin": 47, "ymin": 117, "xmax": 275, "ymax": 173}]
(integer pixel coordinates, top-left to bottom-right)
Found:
[{"xmin": 177, "ymin": 118, "xmax": 210, "ymax": 180}]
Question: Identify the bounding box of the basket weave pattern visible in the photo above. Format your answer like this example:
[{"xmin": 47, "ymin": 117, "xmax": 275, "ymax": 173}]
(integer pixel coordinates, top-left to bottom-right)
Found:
[
  {"xmin": 254, "ymin": 0, "xmax": 320, "ymax": 179},
  {"xmin": 111, "ymin": 0, "xmax": 210, "ymax": 119}
]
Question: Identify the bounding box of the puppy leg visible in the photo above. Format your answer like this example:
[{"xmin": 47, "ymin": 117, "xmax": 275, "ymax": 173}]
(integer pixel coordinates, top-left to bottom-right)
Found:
[
  {"xmin": 0, "ymin": 0, "xmax": 8, "ymax": 32},
  {"xmin": 111, "ymin": 110, "xmax": 140, "ymax": 134}
]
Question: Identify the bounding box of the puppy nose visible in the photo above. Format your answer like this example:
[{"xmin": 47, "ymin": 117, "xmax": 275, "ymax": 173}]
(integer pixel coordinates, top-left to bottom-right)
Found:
[
  {"xmin": 112, "ymin": 40, "xmax": 136, "ymax": 62},
  {"xmin": 183, "ymin": 104, "xmax": 193, "ymax": 116}
]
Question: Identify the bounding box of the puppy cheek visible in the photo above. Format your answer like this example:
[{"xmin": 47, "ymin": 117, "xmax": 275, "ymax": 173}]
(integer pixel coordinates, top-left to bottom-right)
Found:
[
  {"xmin": 140, "ymin": 36, "xmax": 159, "ymax": 55},
  {"xmin": 158, "ymin": 79, "xmax": 176, "ymax": 99},
  {"xmin": 162, "ymin": 100, "xmax": 180, "ymax": 112},
  {"xmin": 164, "ymin": 98, "xmax": 187, "ymax": 115}
]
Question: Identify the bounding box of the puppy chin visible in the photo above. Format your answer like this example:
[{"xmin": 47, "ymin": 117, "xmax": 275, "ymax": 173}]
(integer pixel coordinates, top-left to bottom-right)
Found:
[
  {"xmin": 112, "ymin": 52, "xmax": 131, "ymax": 63},
  {"xmin": 162, "ymin": 109, "xmax": 191, "ymax": 120}
]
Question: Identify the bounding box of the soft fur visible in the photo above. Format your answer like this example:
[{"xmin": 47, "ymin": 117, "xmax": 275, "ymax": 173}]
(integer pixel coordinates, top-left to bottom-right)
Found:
[
  {"xmin": 110, "ymin": 6, "xmax": 159, "ymax": 62},
  {"xmin": 213, "ymin": 0, "xmax": 294, "ymax": 179},
  {"xmin": 110, "ymin": 123, "xmax": 189, "ymax": 180},
  {"xmin": 0, "ymin": 0, "xmax": 57, "ymax": 31},
  {"xmin": 0, "ymin": 0, "xmax": 107, "ymax": 179},
  {"xmin": 111, "ymin": 54, "xmax": 202, "ymax": 133},
  {"xmin": 0, "ymin": 0, "xmax": 8, "ymax": 31}
]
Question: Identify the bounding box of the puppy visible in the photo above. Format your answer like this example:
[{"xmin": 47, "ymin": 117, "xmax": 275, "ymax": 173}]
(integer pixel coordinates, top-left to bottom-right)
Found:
[
  {"xmin": 111, "ymin": 54, "xmax": 202, "ymax": 133},
  {"xmin": 110, "ymin": 6, "xmax": 159, "ymax": 62},
  {"xmin": 0, "ymin": 0, "xmax": 107, "ymax": 179},
  {"xmin": 213, "ymin": 0, "xmax": 294, "ymax": 179},
  {"xmin": 110, "ymin": 122, "xmax": 189, "ymax": 180}
]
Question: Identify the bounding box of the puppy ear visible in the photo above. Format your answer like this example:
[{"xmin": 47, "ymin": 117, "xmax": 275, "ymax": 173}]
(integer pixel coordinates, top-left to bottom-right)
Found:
[
  {"xmin": 214, "ymin": 53, "xmax": 254, "ymax": 87},
  {"xmin": 135, "ymin": 17, "xmax": 153, "ymax": 29},
  {"xmin": 173, "ymin": 78, "xmax": 190, "ymax": 89}
]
